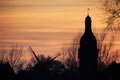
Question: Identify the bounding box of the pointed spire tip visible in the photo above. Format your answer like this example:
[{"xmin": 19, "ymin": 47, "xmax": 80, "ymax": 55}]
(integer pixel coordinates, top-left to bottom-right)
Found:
[{"xmin": 87, "ymin": 8, "xmax": 90, "ymax": 15}]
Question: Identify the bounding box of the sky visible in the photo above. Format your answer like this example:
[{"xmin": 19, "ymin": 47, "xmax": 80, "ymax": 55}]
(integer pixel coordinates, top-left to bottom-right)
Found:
[{"xmin": 0, "ymin": 0, "xmax": 106, "ymax": 57}]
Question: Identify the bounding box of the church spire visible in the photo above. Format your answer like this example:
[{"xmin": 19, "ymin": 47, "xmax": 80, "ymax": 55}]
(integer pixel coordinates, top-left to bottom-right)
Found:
[
  {"xmin": 78, "ymin": 8, "xmax": 98, "ymax": 80},
  {"xmin": 87, "ymin": 8, "xmax": 90, "ymax": 15},
  {"xmin": 85, "ymin": 8, "xmax": 92, "ymax": 33}
]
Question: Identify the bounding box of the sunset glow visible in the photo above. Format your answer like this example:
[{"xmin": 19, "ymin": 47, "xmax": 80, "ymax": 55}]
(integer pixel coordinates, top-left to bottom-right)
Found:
[{"xmin": 0, "ymin": 0, "xmax": 106, "ymax": 56}]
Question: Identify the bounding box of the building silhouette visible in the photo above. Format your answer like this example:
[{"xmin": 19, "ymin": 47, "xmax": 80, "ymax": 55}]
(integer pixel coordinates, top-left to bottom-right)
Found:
[{"xmin": 78, "ymin": 11, "xmax": 99, "ymax": 80}]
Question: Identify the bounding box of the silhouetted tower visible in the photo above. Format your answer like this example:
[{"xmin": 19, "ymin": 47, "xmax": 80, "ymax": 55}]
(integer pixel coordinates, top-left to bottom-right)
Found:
[{"xmin": 78, "ymin": 9, "xmax": 98, "ymax": 80}]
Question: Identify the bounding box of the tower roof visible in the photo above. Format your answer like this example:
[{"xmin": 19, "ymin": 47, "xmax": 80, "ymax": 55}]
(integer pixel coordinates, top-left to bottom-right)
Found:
[
  {"xmin": 85, "ymin": 8, "xmax": 91, "ymax": 21},
  {"xmin": 85, "ymin": 15, "xmax": 91, "ymax": 21}
]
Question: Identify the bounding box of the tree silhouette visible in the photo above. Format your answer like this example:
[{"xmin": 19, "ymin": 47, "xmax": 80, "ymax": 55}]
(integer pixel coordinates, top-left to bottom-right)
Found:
[
  {"xmin": 59, "ymin": 34, "xmax": 83, "ymax": 80},
  {"xmin": 0, "ymin": 46, "xmax": 8, "ymax": 63},
  {"xmin": 8, "ymin": 45, "xmax": 25, "ymax": 73},
  {"xmin": 97, "ymin": 0, "xmax": 120, "ymax": 71},
  {"xmin": 0, "ymin": 61, "xmax": 16, "ymax": 80},
  {"xmin": 102, "ymin": 0, "xmax": 120, "ymax": 31},
  {"xmin": 95, "ymin": 29, "xmax": 120, "ymax": 71},
  {"xmin": 0, "ymin": 45, "xmax": 25, "ymax": 73},
  {"xmin": 60, "ymin": 36, "xmax": 81, "ymax": 71}
]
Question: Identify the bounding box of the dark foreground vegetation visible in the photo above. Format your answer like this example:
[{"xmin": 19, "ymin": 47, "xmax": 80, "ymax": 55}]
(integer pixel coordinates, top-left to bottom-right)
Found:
[
  {"xmin": 0, "ymin": 46, "xmax": 120, "ymax": 80},
  {"xmin": 0, "ymin": 55, "xmax": 120, "ymax": 80}
]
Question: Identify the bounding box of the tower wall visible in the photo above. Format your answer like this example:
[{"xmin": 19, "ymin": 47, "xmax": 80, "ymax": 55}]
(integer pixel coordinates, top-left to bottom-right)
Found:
[{"xmin": 78, "ymin": 15, "xmax": 98, "ymax": 80}]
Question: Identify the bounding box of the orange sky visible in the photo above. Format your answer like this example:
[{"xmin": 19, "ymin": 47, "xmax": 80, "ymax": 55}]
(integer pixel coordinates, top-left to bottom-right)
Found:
[{"xmin": 0, "ymin": 0, "xmax": 106, "ymax": 57}]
